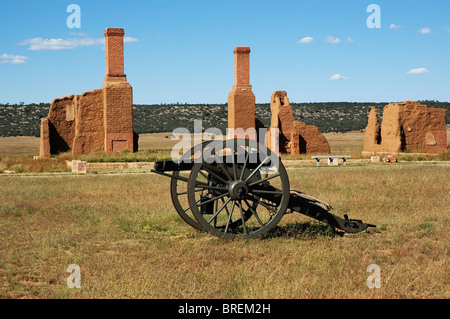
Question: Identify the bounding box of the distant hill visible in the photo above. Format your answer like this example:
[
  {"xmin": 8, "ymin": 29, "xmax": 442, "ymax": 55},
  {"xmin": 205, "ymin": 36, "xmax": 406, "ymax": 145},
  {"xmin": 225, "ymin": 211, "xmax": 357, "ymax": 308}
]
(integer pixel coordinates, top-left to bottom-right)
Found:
[{"xmin": 0, "ymin": 101, "xmax": 449, "ymax": 137}]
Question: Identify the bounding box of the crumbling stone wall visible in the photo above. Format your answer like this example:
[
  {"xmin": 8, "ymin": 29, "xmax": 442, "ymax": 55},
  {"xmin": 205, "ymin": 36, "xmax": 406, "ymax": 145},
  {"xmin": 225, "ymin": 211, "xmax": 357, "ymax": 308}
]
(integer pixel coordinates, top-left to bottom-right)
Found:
[
  {"xmin": 363, "ymin": 100, "xmax": 447, "ymax": 154},
  {"xmin": 39, "ymin": 28, "xmax": 138, "ymax": 158},
  {"xmin": 267, "ymin": 91, "xmax": 330, "ymax": 154}
]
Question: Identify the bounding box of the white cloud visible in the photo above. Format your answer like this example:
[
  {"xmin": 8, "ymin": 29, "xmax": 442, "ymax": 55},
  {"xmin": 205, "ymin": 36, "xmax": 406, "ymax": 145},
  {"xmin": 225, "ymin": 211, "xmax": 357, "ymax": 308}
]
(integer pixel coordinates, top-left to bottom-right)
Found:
[
  {"xmin": 325, "ymin": 36, "xmax": 341, "ymax": 44},
  {"xmin": 389, "ymin": 24, "xmax": 401, "ymax": 30},
  {"xmin": 0, "ymin": 53, "xmax": 29, "ymax": 64},
  {"xmin": 69, "ymin": 32, "xmax": 88, "ymax": 37},
  {"xmin": 20, "ymin": 37, "xmax": 103, "ymax": 50},
  {"xmin": 329, "ymin": 74, "xmax": 349, "ymax": 80},
  {"xmin": 407, "ymin": 67, "xmax": 430, "ymax": 74},
  {"xmin": 20, "ymin": 36, "xmax": 138, "ymax": 50},
  {"xmin": 297, "ymin": 37, "xmax": 314, "ymax": 44},
  {"xmin": 346, "ymin": 37, "xmax": 355, "ymax": 42},
  {"xmin": 443, "ymin": 26, "xmax": 450, "ymax": 33},
  {"xmin": 418, "ymin": 27, "xmax": 431, "ymax": 34},
  {"xmin": 124, "ymin": 36, "xmax": 139, "ymax": 43}
]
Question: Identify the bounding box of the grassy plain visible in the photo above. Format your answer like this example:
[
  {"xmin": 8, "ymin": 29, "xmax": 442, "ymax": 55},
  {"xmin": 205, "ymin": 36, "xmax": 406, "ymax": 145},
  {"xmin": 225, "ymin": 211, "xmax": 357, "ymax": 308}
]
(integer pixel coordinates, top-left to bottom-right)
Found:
[
  {"xmin": 0, "ymin": 132, "xmax": 449, "ymax": 299},
  {"xmin": 1, "ymin": 130, "xmax": 449, "ymax": 173}
]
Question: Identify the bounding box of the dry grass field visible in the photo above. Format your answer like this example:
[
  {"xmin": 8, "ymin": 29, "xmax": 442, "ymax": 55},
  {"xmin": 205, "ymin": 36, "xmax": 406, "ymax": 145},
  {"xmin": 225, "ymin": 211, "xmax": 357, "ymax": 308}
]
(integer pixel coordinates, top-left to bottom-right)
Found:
[
  {"xmin": 2, "ymin": 128, "xmax": 448, "ymax": 156},
  {"xmin": 0, "ymin": 131, "xmax": 449, "ymax": 299},
  {"xmin": 0, "ymin": 131, "xmax": 368, "ymax": 156},
  {"xmin": 0, "ymin": 165, "xmax": 448, "ymax": 299}
]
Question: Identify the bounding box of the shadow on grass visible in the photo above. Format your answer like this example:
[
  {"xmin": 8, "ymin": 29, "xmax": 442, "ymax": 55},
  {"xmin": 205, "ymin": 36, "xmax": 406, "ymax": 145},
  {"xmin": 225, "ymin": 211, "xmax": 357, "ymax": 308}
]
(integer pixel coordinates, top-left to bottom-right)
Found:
[{"xmin": 262, "ymin": 222, "xmax": 342, "ymax": 239}]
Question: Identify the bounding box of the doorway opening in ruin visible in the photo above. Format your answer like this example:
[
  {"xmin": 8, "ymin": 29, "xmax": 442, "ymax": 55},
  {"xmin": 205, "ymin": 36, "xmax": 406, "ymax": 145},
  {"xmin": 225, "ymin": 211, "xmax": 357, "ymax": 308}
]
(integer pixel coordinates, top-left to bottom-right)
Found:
[
  {"xmin": 277, "ymin": 119, "xmax": 289, "ymax": 151},
  {"xmin": 400, "ymin": 126, "xmax": 407, "ymax": 151},
  {"xmin": 112, "ymin": 140, "xmax": 128, "ymax": 152},
  {"xmin": 376, "ymin": 127, "xmax": 382, "ymax": 145},
  {"xmin": 299, "ymin": 134, "xmax": 307, "ymax": 154},
  {"xmin": 48, "ymin": 121, "xmax": 70, "ymax": 155}
]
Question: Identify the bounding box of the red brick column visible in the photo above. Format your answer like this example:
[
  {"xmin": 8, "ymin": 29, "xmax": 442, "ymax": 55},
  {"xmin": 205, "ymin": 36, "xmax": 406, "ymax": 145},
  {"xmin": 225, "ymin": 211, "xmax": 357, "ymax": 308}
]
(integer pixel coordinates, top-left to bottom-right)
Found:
[
  {"xmin": 104, "ymin": 28, "xmax": 126, "ymax": 79},
  {"xmin": 228, "ymin": 47, "xmax": 256, "ymax": 140},
  {"xmin": 103, "ymin": 27, "xmax": 134, "ymax": 153},
  {"xmin": 233, "ymin": 47, "xmax": 251, "ymax": 89}
]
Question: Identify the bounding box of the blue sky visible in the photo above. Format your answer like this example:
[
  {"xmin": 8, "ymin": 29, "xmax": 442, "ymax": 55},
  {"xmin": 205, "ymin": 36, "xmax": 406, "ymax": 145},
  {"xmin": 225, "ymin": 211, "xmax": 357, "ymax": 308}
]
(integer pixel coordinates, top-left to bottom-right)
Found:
[{"xmin": 0, "ymin": 0, "xmax": 449, "ymax": 104}]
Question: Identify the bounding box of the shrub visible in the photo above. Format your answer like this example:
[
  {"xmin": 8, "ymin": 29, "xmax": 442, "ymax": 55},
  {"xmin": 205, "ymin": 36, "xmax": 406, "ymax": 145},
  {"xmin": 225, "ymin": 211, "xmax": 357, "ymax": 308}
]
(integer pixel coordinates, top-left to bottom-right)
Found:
[
  {"xmin": 436, "ymin": 150, "xmax": 450, "ymax": 161},
  {"xmin": 10, "ymin": 163, "xmax": 25, "ymax": 173}
]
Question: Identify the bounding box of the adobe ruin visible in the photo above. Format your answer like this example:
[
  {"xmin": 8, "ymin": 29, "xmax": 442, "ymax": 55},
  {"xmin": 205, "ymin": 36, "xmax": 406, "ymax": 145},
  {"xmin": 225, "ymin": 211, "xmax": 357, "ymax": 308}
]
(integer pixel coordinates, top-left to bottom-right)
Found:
[
  {"xmin": 363, "ymin": 100, "xmax": 447, "ymax": 154},
  {"xmin": 226, "ymin": 47, "xmax": 330, "ymax": 154},
  {"xmin": 39, "ymin": 27, "xmax": 138, "ymax": 158},
  {"xmin": 267, "ymin": 91, "xmax": 330, "ymax": 154}
]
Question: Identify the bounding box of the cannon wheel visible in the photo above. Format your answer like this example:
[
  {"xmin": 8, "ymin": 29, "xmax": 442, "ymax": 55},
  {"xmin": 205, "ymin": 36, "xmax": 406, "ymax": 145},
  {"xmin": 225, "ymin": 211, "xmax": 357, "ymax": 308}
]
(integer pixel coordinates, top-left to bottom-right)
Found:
[
  {"xmin": 187, "ymin": 139, "xmax": 290, "ymax": 239},
  {"xmin": 170, "ymin": 141, "xmax": 257, "ymax": 231},
  {"xmin": 170, "ymin": 141, "xmax": 213, "ymax": 231}
]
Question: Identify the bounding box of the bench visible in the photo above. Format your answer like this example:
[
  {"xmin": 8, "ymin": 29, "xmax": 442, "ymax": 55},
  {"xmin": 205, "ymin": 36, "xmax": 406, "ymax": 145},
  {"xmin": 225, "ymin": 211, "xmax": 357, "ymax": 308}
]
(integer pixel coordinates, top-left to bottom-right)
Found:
[{"xmin": 311, "ymin": 155, "xmax": 351, "ymax": 167}]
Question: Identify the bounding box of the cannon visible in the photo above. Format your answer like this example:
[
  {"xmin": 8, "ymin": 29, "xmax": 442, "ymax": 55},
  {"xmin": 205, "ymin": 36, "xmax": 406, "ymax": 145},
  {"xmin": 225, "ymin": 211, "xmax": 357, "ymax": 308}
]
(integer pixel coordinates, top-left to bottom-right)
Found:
[{"xmin": 151, "ymin": 139, "xmax": 375, "ymax": 239}]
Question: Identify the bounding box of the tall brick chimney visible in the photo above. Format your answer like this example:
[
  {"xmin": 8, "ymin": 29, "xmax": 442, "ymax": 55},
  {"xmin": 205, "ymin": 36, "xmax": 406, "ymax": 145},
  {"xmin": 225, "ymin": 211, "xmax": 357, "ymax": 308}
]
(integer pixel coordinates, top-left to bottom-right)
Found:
[
  {"xmin": 233, "ymin": 47, "xmax": 251, "ymax": 89},
  {"xmin": 228, "ymin": 46, "xmax": 256, "ymax": 140},
  {"xmin": 103, "ymin": 27, "xmax": 134, "ymax": 153},
  {"xmin": 104, "ymin": 28, "xmax": 126, "ymax": 81}
]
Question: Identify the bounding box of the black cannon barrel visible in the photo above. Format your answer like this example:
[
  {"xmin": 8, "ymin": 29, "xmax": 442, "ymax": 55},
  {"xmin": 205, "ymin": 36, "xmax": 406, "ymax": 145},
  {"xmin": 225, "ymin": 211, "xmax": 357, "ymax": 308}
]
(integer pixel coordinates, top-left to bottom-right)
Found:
[
  {"xmin": 154, "ymin": 155, "xmax": 273, "ymax": 172},
  {"xmin": 154, "ymin": 160, "xmax": 194, "ymax": 172}
]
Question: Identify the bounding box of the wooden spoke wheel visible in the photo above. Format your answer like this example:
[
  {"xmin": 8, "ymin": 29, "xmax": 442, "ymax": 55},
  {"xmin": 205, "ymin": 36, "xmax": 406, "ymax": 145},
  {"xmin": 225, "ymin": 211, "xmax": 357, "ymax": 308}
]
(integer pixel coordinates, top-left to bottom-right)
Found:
[
  {"xmin": 170, "ymin": 141, "xmax": 216, "ymax": 231},
  {"xmin": 187, "ymin": 139, "xmax": 290, "ymax": 239}
]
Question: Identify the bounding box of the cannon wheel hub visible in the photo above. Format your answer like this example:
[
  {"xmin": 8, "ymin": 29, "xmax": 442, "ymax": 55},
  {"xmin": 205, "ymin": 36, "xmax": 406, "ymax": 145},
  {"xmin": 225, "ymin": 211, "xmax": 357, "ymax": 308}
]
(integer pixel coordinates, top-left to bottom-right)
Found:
[{"xmin": 229, "ymin": 180, "xmax": 248, "ymax": 200}]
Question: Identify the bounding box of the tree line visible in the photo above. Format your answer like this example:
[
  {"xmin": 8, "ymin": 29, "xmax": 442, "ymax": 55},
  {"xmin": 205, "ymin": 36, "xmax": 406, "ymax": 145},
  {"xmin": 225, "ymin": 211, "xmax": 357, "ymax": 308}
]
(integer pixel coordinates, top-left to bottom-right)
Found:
[{"xmin": 0, "ymin": 101, "xmax": 448, "ymax": 137}]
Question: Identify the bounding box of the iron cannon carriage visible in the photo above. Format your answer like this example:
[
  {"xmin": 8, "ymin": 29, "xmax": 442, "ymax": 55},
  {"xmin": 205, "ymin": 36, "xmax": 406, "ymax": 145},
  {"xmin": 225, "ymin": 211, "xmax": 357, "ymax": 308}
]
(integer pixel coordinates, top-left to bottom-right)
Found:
[{"xmin": 151, "ymin": 139, "xmax": 375, "ymax": 239}]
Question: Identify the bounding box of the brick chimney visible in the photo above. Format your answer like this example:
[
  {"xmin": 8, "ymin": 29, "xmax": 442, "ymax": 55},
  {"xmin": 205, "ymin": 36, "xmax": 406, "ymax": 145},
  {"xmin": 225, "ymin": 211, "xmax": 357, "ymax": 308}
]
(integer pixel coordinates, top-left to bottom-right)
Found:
[
  {"xmin": 233, "ymin": 47, "xmax": 251, "ymax": 89},
  {"xmin": 104, "ymin": 28, "xmax": 126, "ymax": 81},
  {"xmin": 228, "ymin": 46, "xmax": 256, "ymax": 140},
  {"xmin": 102, "ymin": 27, "xmax": 134, "ymax": 153}
]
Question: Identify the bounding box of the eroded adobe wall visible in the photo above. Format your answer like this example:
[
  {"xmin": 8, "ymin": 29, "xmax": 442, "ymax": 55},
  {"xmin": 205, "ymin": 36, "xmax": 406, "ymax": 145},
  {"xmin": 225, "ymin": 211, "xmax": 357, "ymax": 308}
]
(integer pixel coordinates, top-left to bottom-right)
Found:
[
  {"xmin": 293, "ymin": 121, "xmax": 331, "ymax": 154},
  {"xmin": 363, "ymin": 107, "xmax": 381, "ymax": 152},
  {"xmin": 269, "ymin": 91, "xmax": 330, "ymax": 154},
  {"xmin": 270, "ymin": 92, "xmax": 294, "ymax": 130},
  {"xmin": 72, "ymin": 89, "xmax": 105, "ymax": 155},
  {"xmin": 400, "ymin": 102, "xmax": 447, "ymax": 151},
  {"xmin": 44, "ymin": 95, "xmax": 79, "ymax": 156},
  {"xmin": 363, "ymin": 101, "xmax": 447, "ymax": 154},
  {"xmin": 379, "ymin": 102, "xmax": 403, "ymax": 153},
  {"xmin": 424, "ymin": 108, "xmax": 447, "ymax": 151},
  {"xmin": 39, "ymin": 118, "xmax": 51, "ymax": 158},
  {"xmin": 269, "ymin": 91, "xmax": 294, "ymax": 153}
]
